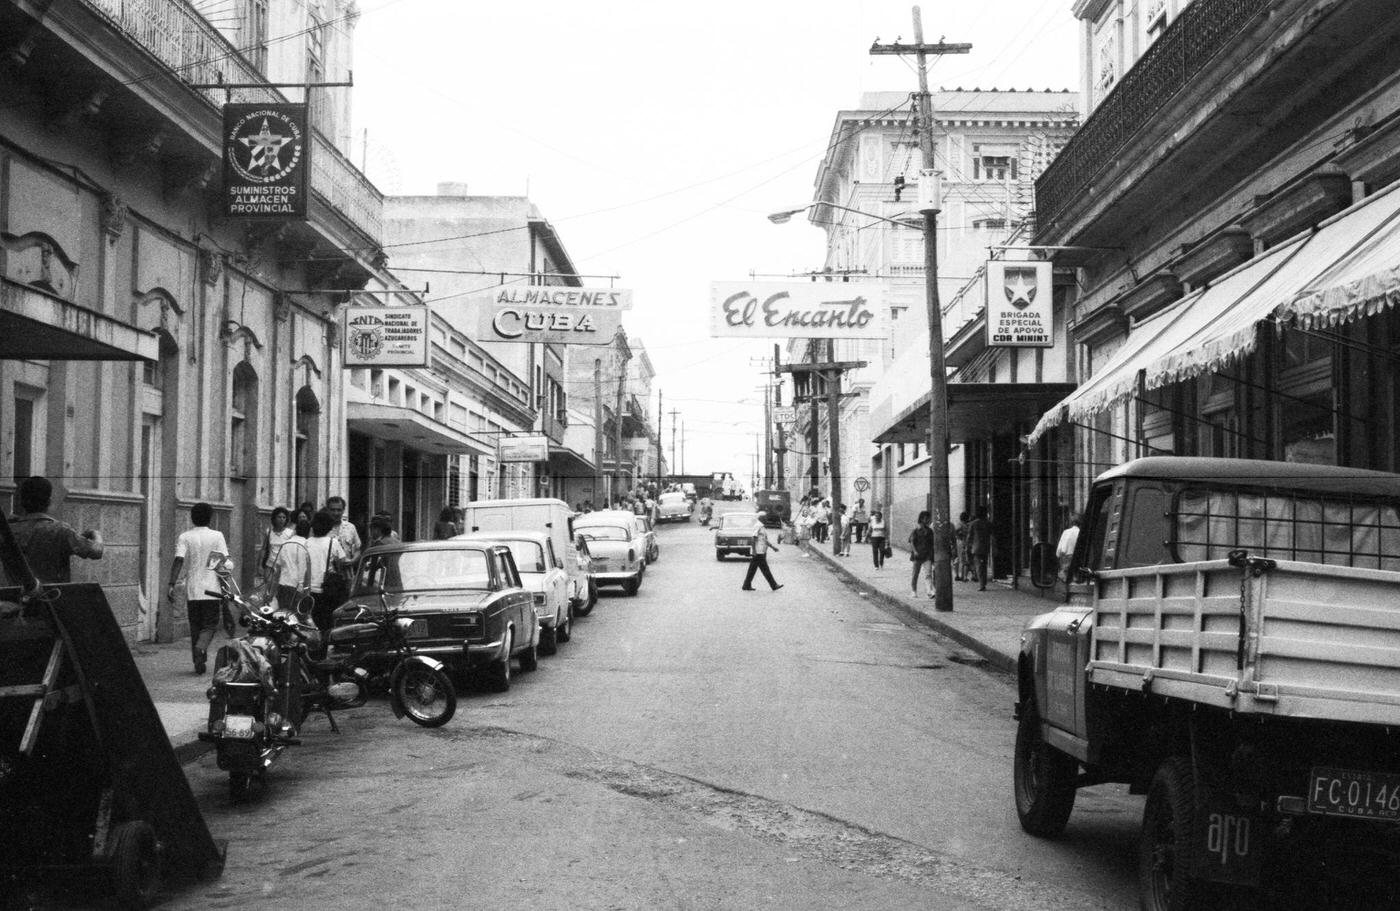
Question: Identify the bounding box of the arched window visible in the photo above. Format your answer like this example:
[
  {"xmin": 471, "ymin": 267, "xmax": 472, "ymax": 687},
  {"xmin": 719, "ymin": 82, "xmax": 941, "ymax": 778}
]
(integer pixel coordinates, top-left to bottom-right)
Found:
[
  {"xmin": 230, "ymin": 363, "xmax": 259, "ymax": 478},
  {"xmin": 294, "ymin": 386, "xmax": 321, "ymax": 506}
]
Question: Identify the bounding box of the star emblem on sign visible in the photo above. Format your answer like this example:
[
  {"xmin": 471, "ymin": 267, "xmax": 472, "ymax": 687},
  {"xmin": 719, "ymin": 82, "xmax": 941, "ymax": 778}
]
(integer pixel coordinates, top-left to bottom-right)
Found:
[
  {"xmin": 1003, "ymin": 270, "xmax": 1038, "ymax": 309},
  {"xmin": 238, "ymin": 118, "xmax": 293, "ymax": 175}
]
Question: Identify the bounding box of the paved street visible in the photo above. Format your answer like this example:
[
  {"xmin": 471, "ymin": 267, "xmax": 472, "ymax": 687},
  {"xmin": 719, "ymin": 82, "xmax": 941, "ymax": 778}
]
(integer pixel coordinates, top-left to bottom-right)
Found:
[{"xmin": 134, "ymin": 508, "xmax": 1141, "ymax": 911}]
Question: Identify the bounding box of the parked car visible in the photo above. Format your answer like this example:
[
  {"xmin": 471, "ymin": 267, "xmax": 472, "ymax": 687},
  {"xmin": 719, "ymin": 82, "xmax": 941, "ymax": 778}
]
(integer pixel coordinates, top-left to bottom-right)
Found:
[
  {"xmin": 457, "ymin": 531, "xmax": 572, "ymax": 656},
  {"xmin": 573, "ymin": 514, "xmax": 645, "ymax": 596},
  {"xmin": 680, "ymin": 482, "xmax": 697, "ymax": 502},
  {"xmin": 341, "ymin": 540, "xmax": 538, "ymax": 692},
  {"xmin": 656, "ymin": 491, "xmax": 693, "ymax": 524},
  {"xmin": 754, "ymin": 490, "xmax": 791, "ymax": 527},
  {"xmin": 714, "ymin": 512, "xmax": 760, "ymax": 560},
  {"xmin": 593, "ymin": 509, "xmax": 659, "ymax": 564},
  {"xmin": 462, "ymin": 498, "xmax": 590, "ymax": 619}
]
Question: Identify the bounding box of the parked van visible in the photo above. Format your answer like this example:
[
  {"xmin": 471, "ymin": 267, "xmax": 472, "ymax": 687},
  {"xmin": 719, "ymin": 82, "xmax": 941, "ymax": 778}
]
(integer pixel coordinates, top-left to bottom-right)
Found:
[{"xmin": 462, "ymin": 499, "xmax": 587, "ymax": 613}]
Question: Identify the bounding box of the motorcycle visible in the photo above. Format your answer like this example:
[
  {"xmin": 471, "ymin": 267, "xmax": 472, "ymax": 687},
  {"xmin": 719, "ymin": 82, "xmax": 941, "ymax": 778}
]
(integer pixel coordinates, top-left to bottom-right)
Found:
[
  {"xmin": 698, "ymin": 502, "xmax": 713, "ymax": 526},
  {"xmin": 318, "ymin": 587, "xmax": 457, "ymax": 728},
  {"xmin": 198, "ymin": 555, "xmax": 323, "ymax": 803}
]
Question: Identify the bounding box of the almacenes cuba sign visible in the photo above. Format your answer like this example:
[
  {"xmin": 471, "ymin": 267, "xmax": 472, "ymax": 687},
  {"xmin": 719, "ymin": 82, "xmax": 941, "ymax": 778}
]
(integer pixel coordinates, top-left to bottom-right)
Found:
[{"xmin": 222, "ymin": 103, "xmax": 310, "ymax": 219}]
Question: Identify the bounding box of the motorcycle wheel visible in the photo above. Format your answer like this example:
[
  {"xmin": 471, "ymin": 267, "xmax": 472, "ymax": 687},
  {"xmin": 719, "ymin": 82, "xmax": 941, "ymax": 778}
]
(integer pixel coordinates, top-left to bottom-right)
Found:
[
  {"xmin": 228, "ymin": 771, "xmax": 260, "ymax": 804},
  {"xmin": 394, "ymin": 664, "xmax": 457, "ymax": 728}
]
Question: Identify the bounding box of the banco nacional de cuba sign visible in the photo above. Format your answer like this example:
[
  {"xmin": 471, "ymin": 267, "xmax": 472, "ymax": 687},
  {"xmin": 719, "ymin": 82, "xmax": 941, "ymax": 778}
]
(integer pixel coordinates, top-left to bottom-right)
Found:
[
  {"xmin": 710, "ymin": 281, "xmax": 886, "ymax": 340},
  {"xmin": 222, "ymin": 102, "xmax": 310, "ymax": 219}
]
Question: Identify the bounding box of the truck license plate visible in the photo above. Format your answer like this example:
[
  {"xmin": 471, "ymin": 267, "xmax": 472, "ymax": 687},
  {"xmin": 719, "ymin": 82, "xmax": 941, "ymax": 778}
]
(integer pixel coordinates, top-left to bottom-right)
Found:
[
  {"xmin": 408, "ymin": 618, "xmax": 429, "ymax": 639},
  {"xmin": 1308, "ymin": 767, "xmax": 1400, "ymax": 821},
  {"xmin": 224, "ymin": 714, "xmax": 255, "ymax": 739}
]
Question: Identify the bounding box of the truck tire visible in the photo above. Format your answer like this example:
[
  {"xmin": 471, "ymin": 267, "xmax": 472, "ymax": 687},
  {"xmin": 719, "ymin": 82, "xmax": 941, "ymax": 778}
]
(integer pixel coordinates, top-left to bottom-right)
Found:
[
  {"xmin": 110, "ymin": 820, "xmax": 161, "ymax": 910},
  {"xmin": 1140, "ymin": 757, "xmax": 1206, "ymax": 911},
  {"xmin": 1013, "ymin": 702, "xmax": 1077, "ymax": 836}
]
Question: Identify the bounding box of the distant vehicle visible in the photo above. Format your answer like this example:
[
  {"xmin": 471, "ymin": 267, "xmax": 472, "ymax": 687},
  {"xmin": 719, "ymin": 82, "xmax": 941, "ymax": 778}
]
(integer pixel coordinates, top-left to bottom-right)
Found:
[
  {"xmin": 754, "ymin": 490, "xmax": 791, "ymax": 527},
  {"xmin": 714, "ymin": 512, "xmax": 761, "ymax": 561},
  {"xmin": 594, "ymin": 509, "xmax": 659, "ymax": 564},
  {"xmin": 656, "ymin": 492, "xmax": 693, "ymax": 523},
  {"xmin": 680, "ymin": 482, "xmax": 697, "ymax": 501},
  {"xmin": 574, "ymin": 514, "xmax": 644, "ymax": 596},
  {"xmin": 456, "ymin": 531, "xmax": 572, "ymax": 656},
  {"xmin": 345, "ymin": 540, "xmax": 538, "ymax": 692}
]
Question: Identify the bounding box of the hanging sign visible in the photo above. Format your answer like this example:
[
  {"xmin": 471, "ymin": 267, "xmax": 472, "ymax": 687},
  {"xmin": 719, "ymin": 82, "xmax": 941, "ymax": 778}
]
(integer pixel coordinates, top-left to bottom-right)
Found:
[
  {"xmin": 985, "ymin": 260, "xmax": 1053, "ymax": 347},
  {"xmin": 222, "ymin": 103, "xmax": 311, "ymax": 219},
  {"xmin": 476, "ymin": 286, "xmax": 630, "ymax": 345},
  {"xmin": 499, "ymin": 434, "xmax": 549, "ymax": 462},
  {"xmin": 342, "ymin": 306, "xmax": 430, "ymax": 367},
  {"xmin": 709, "ymin": 281, "xmax": 886, "ymax": 339},
  {"xmin": 772, "ymin": 406, "xmax": 796, "ymax": 423}
]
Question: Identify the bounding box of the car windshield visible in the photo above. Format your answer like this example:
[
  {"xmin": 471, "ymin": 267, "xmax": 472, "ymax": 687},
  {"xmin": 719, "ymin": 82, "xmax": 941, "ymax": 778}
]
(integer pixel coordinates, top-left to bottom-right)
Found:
[
  {"xmin": 501, "ymin": 540, "xmax": 547, "ymax": 573},
  {"xmin": 577, "ymin": 524, "xmax": 630, "ymax": 542},
  {"xmin": 718, "ymin": 514, "xmax": 757, "ymax": 530},
  {"xmin": 353, "ymin": 548, "xmax": 491, "ymax": 594}
]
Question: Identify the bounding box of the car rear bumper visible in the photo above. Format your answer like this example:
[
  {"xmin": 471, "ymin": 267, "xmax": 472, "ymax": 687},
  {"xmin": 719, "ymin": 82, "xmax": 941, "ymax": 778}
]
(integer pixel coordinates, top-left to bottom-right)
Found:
[{"xmin": 592, "ymin": 569, "xmax": 642, "ymax": 586}]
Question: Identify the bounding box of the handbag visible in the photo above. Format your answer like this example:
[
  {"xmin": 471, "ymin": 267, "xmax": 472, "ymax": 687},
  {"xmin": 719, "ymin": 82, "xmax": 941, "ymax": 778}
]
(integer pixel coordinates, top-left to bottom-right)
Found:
[
  {"xmin": 883, "ymin": 542, "xmax": 892, "ymax": 559},
  {"xmin": 319, "ymin": 538, "xmax": 349, "ymax": 605}
]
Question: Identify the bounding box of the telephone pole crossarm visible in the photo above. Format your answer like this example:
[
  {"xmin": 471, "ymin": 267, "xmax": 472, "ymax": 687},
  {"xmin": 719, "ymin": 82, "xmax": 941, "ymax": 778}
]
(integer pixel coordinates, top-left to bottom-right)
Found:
[{"xmin": 867, "ymin": 42, "xmax": 971, "ymax": 56}]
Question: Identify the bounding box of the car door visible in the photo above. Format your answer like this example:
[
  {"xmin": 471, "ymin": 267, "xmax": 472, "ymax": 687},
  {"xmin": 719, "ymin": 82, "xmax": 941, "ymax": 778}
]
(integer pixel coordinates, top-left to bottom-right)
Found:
[{"xmin": 493, "ymin": 546, "xmax": 537, "ymax": 649}]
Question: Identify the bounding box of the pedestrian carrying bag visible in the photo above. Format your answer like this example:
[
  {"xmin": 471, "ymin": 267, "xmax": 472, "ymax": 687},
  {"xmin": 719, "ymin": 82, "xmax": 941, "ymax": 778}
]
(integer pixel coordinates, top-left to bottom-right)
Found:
[{"xmin": 883, "ymin": 542, "xmax": 892, "ymax": 559}]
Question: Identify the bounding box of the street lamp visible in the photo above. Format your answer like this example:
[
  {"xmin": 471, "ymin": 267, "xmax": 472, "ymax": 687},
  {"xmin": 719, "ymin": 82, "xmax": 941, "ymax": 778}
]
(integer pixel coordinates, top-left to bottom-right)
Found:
[{"xmin": 768, "ymin": 176, "xmax": 955, "ymax": 613}]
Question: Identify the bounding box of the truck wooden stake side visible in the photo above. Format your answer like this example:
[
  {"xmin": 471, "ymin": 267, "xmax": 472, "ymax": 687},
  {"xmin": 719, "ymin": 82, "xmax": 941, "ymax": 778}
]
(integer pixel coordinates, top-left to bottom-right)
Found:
[{"xmin": 1016, "ymin": 457, "xmax": 1400, "ymax": 911}]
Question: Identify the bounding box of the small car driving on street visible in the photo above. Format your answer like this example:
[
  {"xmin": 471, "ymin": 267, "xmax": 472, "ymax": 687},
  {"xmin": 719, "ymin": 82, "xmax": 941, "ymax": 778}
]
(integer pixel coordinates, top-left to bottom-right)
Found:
[
  {"xmin": 714, "ymin": 512, "xmax": 761, "ymax": 560},
  {"xmin": 573, "ymin": 513, "xmax": 645, "ymax": 596},
  {"xmin": 656, "ymin": 491, "xmax": 693, "ymax": 523},
  {"xmin": 457, "ymin": 531, "xmax": 572, "ymax": 656},
  {"xmin": 340, "ymin": 540, "xmax": 539, "ymax": 692},
  {"xmin": 592, "ymin": 509, "xmax": 659, "ymax": 564}
]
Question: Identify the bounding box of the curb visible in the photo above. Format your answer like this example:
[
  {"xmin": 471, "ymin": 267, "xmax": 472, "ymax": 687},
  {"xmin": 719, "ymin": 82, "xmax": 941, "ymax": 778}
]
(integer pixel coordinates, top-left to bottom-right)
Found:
[
  {"xmin": 173, "ymin": 733, "xmax": 215, "ymax": 766},
  {"xmin": 802, "ymin": 542, "xmax": 1017, "ymax": 675}
]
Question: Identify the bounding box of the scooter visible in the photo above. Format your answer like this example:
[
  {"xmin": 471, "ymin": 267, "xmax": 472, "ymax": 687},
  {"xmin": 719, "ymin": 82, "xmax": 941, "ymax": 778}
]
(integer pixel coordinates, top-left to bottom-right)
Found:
[
  {"xmin": 318, "ymin": 587, "xmax": 457, "ymax": 728},
  {"xmin": 198, "ymin": 556, "xmax": 324, "ymax": 803},
  {"xmin": 698, "ymin": 502, "xmax": 713, "ymax": 526}
]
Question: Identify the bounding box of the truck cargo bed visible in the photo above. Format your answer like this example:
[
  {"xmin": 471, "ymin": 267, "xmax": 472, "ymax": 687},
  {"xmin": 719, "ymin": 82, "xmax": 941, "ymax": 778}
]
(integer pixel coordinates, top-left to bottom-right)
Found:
[{"xmin": 1088, "ymin": 558, "xmax": 1400, "ymax": 724}]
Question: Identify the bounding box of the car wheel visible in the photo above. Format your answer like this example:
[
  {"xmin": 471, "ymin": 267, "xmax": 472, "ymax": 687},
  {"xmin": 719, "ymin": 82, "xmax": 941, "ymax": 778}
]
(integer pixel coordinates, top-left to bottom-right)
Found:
[
  {"xmin": 518, "ymin": 629, "xmax": 539, "ymax": 673},
  {"xmin": 110, "ymin": 820, "xmax": 161, "ymax": 910},
  {"xmin": 624, "ymin": 577, "xmax": 640, "ymax": 596},
  {"xmin": 1013, "ymin": 700, "xmax": 1077, "ymax": 836},
  {"xmin": 488, "ymin": 627, "xmax": 513, "ymax": 692},
  {"xmin": 539, "ymin": 622, "xmax": 558, "ymax": 656},
  {"xmin": 577, "ymin": 581, "xmax": 596, "ymax": 616},
  {"xmin": 715, "ymin": 550, "xmax": 724, "ymax": 561},
  {"xmin": 558, "ymin": 605, "xmax": 572, "ymax": 643},
  {"xmin": 1140, "ymin": 757, "xmax": 1208, "ymax": 911}
]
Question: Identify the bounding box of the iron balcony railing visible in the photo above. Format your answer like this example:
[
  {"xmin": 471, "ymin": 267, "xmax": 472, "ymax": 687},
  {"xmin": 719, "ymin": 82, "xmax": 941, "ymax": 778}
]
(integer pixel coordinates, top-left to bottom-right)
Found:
[
  {"xmin": 82, "ymin": 0, "xmax": 383, "ymax": 244},
  {"xmin": 1034, "ymin": 0, "xmax": 1269, "ymax": 235}
]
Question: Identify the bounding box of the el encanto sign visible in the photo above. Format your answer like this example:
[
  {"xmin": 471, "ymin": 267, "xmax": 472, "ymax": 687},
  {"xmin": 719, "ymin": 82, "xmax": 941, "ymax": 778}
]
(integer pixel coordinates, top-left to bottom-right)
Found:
[{"xmin": 709, "ymin": 281, "xmax": 886, "ymax": 340}]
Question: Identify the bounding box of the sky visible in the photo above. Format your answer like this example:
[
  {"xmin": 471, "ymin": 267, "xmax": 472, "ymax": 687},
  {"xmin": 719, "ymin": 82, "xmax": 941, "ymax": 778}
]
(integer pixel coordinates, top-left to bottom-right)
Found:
[{"xmin": 350, "ymin": 1, "xmax": 1080, "ymax": 480}]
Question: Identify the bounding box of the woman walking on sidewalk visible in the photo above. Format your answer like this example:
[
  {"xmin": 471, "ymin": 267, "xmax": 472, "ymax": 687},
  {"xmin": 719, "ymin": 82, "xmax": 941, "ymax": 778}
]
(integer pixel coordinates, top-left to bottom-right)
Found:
[
  {"xmin": 908, "ymin": 511, "xmax": 936, "ymax": 599},
  {"xmin": 868, "ymin": 509, "xmax": 888, "ymax": 568}
]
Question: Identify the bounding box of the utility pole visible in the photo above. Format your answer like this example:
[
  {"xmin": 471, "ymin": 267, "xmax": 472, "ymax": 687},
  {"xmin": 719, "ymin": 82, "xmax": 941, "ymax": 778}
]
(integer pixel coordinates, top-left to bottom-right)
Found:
[
  {"xmin": 593, "ymin": 358, "xmax": 604, "ymax": 507},
  {"xmin": 774, "ymin": 344, "xmax": 786, "ymax": 490},
  {"xmin": 871, "ymin": 8, "xmax": 969, "ymax": 613},
  {"xmin": 807, "ymin": 341, "xmax": 820, "ymax": 494},
  {"xmin": 614, "ymin": 347, "xmax": 630, "ymax": 504},
  {"xmin": 825, "ymin": 338, "xmax": 843, "ymax": 556},
  {"xmin": 763, "ymin": 385, "xmax": 773, "ymax": 489},
  {"xmin": 656, "ymin": 389, "xmax": 663, "ymax": 486},
  {"xmin": 668, "ymin": 408, "xmax": 680, "ymax": 480}
]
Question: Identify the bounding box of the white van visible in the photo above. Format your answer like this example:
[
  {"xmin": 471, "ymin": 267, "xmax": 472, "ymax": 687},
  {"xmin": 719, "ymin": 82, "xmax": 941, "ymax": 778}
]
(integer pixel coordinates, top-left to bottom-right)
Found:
[{"xmin": 462, "ymin": 499, "xmax": 589, "ymax": 613}]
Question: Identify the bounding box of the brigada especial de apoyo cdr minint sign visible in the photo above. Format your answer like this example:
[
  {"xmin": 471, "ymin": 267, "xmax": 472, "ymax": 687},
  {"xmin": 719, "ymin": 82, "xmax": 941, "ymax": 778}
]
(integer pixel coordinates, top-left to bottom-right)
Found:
[
  {"xmin": 985, "ymin": 260, "xmax": 1053, "ymax": 348},
  {"xmin": 710, "ymin": 281, "xmax": 886, "ymax": 339},
  {"xmin": 222, "ymin": 103, "xmax": 310, "ymax": 219}
]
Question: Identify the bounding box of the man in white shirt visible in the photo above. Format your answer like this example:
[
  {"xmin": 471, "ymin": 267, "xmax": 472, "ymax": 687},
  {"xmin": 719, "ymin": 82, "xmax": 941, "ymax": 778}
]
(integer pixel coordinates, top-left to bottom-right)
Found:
[
  {"xmin": 741, "ymin": 514, "xmax": 784, "ymax": 592},
  {"xmin": 1056, "ymin": 515, "xmax": 1081, "ymax": 582},
  {"xmin": 167, "ymin": 502, "xmax": 229, "ymax": 675},
  {"xmin": 325, "ymin": 495, "xmax": 361, "ymax": 568}
]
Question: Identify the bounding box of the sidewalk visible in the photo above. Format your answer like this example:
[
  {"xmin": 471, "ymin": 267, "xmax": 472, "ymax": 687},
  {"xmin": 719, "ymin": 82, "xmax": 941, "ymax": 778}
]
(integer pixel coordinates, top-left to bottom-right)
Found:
[
  {"xmin": 128, "ymin": 628, "xmax": 240, "ymax": 765},
  {"xmin": 797, "ymin": 537, "xmax": 1062, "ymax": 674}
]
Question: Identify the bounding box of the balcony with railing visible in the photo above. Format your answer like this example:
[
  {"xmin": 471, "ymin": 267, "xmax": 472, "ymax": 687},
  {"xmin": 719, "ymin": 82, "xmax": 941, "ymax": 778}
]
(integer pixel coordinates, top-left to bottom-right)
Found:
[
  {"xmin": 1034, "ymin": 0, "xmax": 1270, "ymax": 240},
  {"xmin": 81, "ymin": 0, "xmax": 382, "ymax": 245}
]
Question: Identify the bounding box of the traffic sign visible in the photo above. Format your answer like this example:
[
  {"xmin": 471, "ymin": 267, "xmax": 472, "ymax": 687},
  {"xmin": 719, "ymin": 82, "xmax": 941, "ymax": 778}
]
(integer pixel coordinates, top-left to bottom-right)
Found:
[{"xmin": 854, "ymin": 477, "xmax": 870, "ymax": 492}]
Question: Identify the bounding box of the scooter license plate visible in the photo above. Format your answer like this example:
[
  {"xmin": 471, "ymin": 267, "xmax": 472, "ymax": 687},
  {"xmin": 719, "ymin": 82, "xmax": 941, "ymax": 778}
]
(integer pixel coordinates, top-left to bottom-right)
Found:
[{"xmin": 224, "ymin": 714, "xmax": 256, "ymax": 739}]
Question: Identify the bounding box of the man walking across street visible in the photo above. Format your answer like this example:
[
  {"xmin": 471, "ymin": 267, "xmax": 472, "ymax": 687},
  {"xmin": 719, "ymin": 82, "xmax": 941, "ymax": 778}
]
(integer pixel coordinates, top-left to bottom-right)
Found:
[
  {"xmin": 167, "ymin": 502, "xmax": 228, "ymax": 675},
  {"xmin": 8, "ymin": 475, "xmax": 104, "ymax": 584},
  {"xmin": 968, "ymin": 506, "xmax": 994, "ymax": 591},
  {"xmin": 741, "ymin": 513, "xmax": 784, "ymax": 592}
]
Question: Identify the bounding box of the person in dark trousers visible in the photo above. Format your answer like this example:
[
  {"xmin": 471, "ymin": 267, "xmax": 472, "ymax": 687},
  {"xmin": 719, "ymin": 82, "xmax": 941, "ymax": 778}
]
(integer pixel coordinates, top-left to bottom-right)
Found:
[
  {"xmin": 868, "ymin": 509, "xmax": 888, "ymax": 569},
  {"xmin": 167, "ymin": 502, "xmax": 228, "ymax": 674},
  {"xmin": 908, "ymin": 510, "xmax": 936, "ymax": 599},
  {"xmin": 741, "ymin": 513, "xmax": 784, "ymax": 592},
  {"xmin": 967, "ymin": 506, "xmax": 994, "ymax": 590}
]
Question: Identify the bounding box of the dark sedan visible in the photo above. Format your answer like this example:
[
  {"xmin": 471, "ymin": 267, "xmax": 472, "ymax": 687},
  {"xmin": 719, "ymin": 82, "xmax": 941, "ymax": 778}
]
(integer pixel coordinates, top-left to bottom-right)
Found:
[
  {"xmin": 714, "ymin": 512, "xmax": 761, "ymax": 560},
  {"xmin": 337, "ymin": 541, "xmax": 539, "ymax": 692}
]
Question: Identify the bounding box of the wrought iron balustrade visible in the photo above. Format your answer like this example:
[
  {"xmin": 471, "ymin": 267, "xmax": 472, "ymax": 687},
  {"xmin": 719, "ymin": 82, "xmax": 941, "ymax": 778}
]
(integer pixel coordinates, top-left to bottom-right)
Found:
[
  {"xmin": 1035, "ymin": 0, "xmax": 1269, "ymax": 233},
  {"xmin": 81, "ymin": 0, "xmax": 382, "ymax": 244}
]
